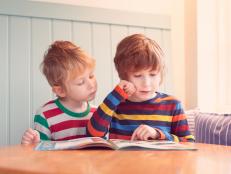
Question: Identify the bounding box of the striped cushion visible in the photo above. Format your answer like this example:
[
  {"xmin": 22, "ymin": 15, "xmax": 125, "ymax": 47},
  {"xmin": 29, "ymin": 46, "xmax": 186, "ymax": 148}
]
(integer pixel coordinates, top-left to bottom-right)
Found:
[
  {"xmin": 185, "ymin": 109, "xmax": 199, "ymax": 136},
  {"xmin": 194, "ymin": 112, "xmax": 231, "ymax": 146}
]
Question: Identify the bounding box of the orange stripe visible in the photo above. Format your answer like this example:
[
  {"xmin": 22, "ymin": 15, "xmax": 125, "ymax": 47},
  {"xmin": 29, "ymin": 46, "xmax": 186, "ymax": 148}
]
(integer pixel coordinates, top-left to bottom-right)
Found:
[
  {"xmin": 172, "ymin": 114, "xmax": 187, "ymax": 122},
  {"xmin": 115, "ymin": 85, "xmax": 128, "ymax": 99},
  {"xmin": 155, "ymin": 96, "xmax": 176, "ymax": 103},
  {"xmin": 87, "ymin": 122, "xmax": 105, "ymax": 137},
  {"xmin": 155, "ymin": 128, "xmax": 166, "ymax": 140}
]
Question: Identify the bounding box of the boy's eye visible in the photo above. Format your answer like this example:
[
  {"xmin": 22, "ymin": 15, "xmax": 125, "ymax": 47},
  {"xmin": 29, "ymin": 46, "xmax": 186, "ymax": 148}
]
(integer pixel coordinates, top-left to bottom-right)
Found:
[
  {"xmin": 150, "ymin": 73, "xmax": 157, "ymax": 76},
  {"xmin": 76, "ymin": 80, "xmax": 84, "ymax": 86},
  {"xmin": 134, "ymin": 74, "xmax": 141, "ymax": 78}
]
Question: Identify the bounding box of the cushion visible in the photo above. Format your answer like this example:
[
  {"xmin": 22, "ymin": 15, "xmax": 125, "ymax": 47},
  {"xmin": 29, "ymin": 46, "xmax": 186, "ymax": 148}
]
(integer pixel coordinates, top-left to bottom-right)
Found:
[
  {"xmin": 185, "ymin": 109, "xmax": 199, "ymax": 136},
  {"xmin": 194, "ymin": 112, "xmax": 231, "ymax": 146}
]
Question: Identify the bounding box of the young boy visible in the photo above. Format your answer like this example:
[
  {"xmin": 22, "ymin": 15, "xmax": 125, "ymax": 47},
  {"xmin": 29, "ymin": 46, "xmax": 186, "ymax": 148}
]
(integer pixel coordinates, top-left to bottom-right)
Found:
[
  {"xmin": 87, "ymin": 34, "xmax": 195, "ymax": 142},
  {"xmin": 21, "ymin": 41, "xmax": 97, "ymax": 144}
]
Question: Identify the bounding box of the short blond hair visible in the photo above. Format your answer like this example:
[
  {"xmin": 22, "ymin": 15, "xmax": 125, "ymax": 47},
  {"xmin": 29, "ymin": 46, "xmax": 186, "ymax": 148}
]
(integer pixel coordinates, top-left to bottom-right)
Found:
[{"xmin": 41, "ymin": 41, "xmax": 95, "ymax": 88}]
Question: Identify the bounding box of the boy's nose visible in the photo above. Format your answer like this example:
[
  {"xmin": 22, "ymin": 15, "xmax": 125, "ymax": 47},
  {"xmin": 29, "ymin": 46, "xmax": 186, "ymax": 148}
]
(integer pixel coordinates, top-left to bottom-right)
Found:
[
  {"xmin": 87, "ymin": 79, "xmax": 96, "ymax": 89},
  {"xmin": 143, "ymin": 77, "xmax": 151, "ymax": 86}
]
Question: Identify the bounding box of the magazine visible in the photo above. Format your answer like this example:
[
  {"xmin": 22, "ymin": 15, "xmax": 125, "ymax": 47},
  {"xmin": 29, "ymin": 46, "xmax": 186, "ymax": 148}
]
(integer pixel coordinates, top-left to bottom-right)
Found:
[{"xmin": 35, "ymin": 137, "xmax": 197, "ymax": 151}]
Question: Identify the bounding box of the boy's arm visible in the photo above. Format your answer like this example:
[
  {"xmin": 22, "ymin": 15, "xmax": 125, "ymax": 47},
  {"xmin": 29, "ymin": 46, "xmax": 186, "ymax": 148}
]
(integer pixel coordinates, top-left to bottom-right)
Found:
[
  {"xmin": 157, "ymin": 102, "xmax": 195, "ymax": 142},
  {"xmin": 171, "ymin": 113, "xmax": 195, "ymax": 142},
  {"xmin": 87, "ymin": 85, "xmax": 129, "ymax": 138},
  {"xmin": 34, "ymin": 114, "xmax": 51, "ymax": 140}
]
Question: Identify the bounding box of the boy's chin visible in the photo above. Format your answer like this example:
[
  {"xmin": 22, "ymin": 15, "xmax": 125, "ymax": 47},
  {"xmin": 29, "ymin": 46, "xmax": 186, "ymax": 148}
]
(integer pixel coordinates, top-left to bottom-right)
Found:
[
  {"xmin": 87, "ymin": 91, "xmax": 97, "ymax": 101},
  {"xmin": 127, "ymin": 96, "xmax": 147, "ymax": 102},
  {"xmin": 87, "ymin": 95, "xmax": 96, "ymax": 102},
  {"xmin": 128, "ymin": 95, "xmax": 154, "ymax": 102}
]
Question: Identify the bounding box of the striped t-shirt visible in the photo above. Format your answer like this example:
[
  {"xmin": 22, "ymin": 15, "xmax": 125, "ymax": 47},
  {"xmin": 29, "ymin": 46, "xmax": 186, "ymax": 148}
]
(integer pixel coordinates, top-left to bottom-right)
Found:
[
  {"xmin": 34, "ymin": 99, "xmax": 96, "ymax": 141},
  {"xmin": 87, "ymin": 86, "xmax": 195, "ymax": 142}
]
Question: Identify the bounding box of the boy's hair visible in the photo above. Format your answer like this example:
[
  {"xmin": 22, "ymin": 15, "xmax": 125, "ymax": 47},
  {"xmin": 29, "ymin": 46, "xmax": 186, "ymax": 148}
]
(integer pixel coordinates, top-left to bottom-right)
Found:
[
  {"xmin": 41, "ymin": 41, "xmax": 95, "ymax": 88},
  {"xmin": 114, "ymin": 34, "xmax": 165, "ymax": 83}
]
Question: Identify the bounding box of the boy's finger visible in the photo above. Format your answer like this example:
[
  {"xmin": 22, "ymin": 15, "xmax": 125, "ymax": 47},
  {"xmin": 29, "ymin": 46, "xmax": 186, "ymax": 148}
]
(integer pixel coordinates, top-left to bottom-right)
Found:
[
  {"xmin": 143, "ymin": 132, "xmax": 151, "ymax": 141},
  {"xmin": 27, "ymin": 128, "xmax": 35, "ymax": 133},
  {"xmin": 21, "ymin": 140, "xmax": 29, "ymax": 145},
  {"xmin": 34, "ymin": 132, "xmax": 40, "ymax": 143},
  {"xmin": 131, "ymin": 129, "xmax": 139, "ymax": 141},
  {"xmin": 131, "ymin": 133, "xmax": 137, "ymax": 141},
  {"xmin": 22, "ymin": 136, "xmax": 31, "ymax": 142},
  {"xmin": 32, "ymin": 130, "xmax": 39, "ymax": 136},
  {"xmin": 21, "ymin": 137, "xmax": 32, "ymax": 145},
  {"xmin": 25, "ymin": 132, "xmax": 35, "ymax": 140},
  {"xmin": 139, "ymin": 129, "xmax": 147, "ymax": 140}
]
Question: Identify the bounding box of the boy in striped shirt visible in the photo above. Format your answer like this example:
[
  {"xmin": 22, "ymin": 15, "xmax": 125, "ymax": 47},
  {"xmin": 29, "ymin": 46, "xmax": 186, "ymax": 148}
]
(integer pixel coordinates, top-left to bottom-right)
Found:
[
  {"xmin": 87, "ymin": 34, "xmax": 195, "ymax": 142},
  {"xmin": 21, "ymin": 41, "xmax": 97, "ymax": 144}
]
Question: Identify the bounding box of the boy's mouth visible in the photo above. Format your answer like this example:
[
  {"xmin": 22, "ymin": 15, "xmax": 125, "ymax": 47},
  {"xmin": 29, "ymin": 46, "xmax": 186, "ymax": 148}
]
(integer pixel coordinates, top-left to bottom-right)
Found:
[
  {"xmin": 139, "ymin": 91, "xmax": 152, "ymax": 94},
  {"xmin": 89, "ymin": 91, "xmax": 96, "ymax": 96}
]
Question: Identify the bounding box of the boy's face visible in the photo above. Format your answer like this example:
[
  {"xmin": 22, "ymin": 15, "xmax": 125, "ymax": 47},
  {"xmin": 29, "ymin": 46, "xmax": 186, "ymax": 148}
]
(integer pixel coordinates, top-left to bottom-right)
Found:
[
  {"xmin": 127, "ymin": 68, "xmax": 161, "ymax": 102},
  {"xmin": 62, "ymin": 67, "xmax": 97, "ymax": 103}
]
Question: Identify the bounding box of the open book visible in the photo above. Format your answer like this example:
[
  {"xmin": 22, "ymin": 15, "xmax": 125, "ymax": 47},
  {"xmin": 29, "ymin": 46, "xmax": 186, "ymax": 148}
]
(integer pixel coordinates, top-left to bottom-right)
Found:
[{"xmin": 35, "ymin": 137, "xmax": 197, "ymax": 151}]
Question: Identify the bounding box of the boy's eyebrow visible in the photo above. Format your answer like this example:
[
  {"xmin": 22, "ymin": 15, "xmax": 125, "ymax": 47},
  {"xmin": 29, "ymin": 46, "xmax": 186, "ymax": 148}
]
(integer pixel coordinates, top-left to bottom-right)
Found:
[
  {"xmin": 149, "ymin": 69, "xmax": 159, "ymax": 73},
  {"xmin": 72, "ymin": 76, "xmax": 84, "ymax": 82},
  {"xmin": 73, "ymin": 72, "xmax": 94, "ymax": 81}
]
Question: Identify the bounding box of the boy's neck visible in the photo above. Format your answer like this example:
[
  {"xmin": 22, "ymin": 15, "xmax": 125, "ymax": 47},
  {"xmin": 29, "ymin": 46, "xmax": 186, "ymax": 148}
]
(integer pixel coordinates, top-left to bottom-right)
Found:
[
  {"xmin": 127, "ymin": 92, "xmax": 157, "ymax": 102},
  {"xmin": 58, "ymin": 98, "xmax": 88, "ymax": 113}
]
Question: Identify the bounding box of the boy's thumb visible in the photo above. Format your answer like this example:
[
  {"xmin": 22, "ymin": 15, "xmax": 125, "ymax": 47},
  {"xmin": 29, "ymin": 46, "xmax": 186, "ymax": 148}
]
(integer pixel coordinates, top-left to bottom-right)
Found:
[{"xmin": 34, "ymin": 131, "xmax": 40, "ymax": 143}]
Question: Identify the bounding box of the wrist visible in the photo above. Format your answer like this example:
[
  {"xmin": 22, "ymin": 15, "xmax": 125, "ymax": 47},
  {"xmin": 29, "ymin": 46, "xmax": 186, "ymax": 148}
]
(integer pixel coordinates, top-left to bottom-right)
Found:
[
  {"xmin": 154, "ymin": 128, "xmax": 165, "ymax": 140},
  {"xmin": 115, "ymin": 85, "xmax": 128, "ymax": 99}
]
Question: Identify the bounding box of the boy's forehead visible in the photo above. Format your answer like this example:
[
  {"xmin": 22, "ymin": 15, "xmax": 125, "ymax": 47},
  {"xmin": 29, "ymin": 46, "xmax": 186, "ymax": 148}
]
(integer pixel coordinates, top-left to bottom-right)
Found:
[
  {"xmin": 69, "ymin": 67, "xmax": 94, "ymax": 80},
  {"xmin": 130, "ymin": 67, "xmax": 159, "ymax": 74}
]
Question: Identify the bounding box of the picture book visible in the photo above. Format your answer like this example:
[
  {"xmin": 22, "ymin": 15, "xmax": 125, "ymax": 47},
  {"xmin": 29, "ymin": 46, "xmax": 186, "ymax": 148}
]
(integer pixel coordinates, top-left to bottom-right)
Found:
[{"xmin": 35, "ymin": 137, "xmax": 197, "ymax": 151}]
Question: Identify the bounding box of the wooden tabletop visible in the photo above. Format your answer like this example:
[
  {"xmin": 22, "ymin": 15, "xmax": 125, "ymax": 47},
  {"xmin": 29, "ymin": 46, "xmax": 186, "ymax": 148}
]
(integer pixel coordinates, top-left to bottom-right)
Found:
[{"xmin": 0, "ymin": 143, "xmax": 231, "ymax": 174}]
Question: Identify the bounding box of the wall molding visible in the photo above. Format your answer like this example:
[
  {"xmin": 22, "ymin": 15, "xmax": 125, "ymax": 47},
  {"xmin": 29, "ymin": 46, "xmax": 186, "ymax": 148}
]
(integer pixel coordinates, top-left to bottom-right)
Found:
[{"xmin": 0, "ymin": 0, "xmax": 170, "ymax": 30}]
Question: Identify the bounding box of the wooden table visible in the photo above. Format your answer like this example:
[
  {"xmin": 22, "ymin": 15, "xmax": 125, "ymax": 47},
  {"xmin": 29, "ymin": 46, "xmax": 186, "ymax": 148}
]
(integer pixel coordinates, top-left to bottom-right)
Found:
[{"xmin": 0, "ymin": 143, "xmax": 231, "ymax": 174}]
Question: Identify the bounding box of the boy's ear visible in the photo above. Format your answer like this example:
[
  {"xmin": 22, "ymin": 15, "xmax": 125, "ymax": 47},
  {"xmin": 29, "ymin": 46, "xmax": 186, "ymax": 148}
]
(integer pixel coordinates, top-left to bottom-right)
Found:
[{"xmin": 52, "ymin": 86, "xmax": 66, "ymax": 98}]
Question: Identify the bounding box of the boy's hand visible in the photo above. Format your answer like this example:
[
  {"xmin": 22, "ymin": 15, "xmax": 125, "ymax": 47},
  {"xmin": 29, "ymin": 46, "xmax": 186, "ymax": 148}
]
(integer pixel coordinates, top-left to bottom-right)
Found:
[
  {"xmin": 131, "ymin": 125, "xmax": 160, "ymax": 141},
  {"xmin": 118, "ymin": 80, "xmax": 136, "ymax": 96},
  {"xmin": 21, "ymin": 128, "xmax": 40, "ymax": 145}
]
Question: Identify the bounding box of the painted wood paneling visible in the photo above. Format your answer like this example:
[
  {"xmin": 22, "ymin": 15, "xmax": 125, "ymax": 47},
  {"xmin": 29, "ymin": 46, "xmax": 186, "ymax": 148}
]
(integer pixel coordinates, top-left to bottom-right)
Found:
[
  {"xmin": 0, "ymin": 0, "xmax": 171, "ymax": 29},
  {"xmin": 92, "ymin": 23, "xmax": 112, "ymax": 105},
  {"xmin": 9, "ymin": 16, "xmax": 31, "ymax": 145},
  {"xmin": 162, "ymin": 30, "xmax": 173, "ymax": 94},
  {"xmin": 52, "ymin": 19, "xmax": 72, "ymax": 41},
  {"xmin": 145, "ymin": 28, "xmax": 163, "ymax": 47},
  {"xmin": 31, "ymin": 18, "xmax": 53, "ymax": 126},
  {"xmin": 0, "ymin": 15, "xmax": 9, "ymax": 146},
  {"xmin": 128, "ymin": 26, "xmax": 145, "ymax": 35},
  {"xmin": 110, "ymin": 25, "xmax": 128, "ymax": 86},
  {"xmin": 0, "ymin": 2, "xmax": 171, "ymax": 145},
  {"xmin": 72, "ymin": 22, "xmax": 92, "ymax": 55}
]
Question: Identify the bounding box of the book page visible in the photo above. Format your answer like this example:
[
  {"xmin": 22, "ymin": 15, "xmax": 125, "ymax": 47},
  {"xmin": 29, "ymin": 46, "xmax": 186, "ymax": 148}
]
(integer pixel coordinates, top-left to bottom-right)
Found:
[
  {"xmin": 54, "ymin": 137, "xmax": 107, "ymax": 150},
  {"xmin": 110, "ymin": 139, "xmax": 197, "ymax": 150},
  {"xmin": 35, "ymin": 137, "xmax": 113, "ymax": 150}
]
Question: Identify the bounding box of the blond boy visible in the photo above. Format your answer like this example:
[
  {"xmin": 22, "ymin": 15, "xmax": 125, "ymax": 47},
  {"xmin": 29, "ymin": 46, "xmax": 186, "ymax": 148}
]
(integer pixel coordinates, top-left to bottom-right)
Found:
[{"xmin": 21, "ymin": 41, "xmax": 97, "ymax": 144}]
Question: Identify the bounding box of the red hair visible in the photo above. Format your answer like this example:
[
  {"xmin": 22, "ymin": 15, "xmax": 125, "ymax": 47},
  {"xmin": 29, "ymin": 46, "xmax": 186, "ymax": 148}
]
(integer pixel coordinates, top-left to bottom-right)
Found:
[{"xmin": 114, "ymin": 34, "xmax": 164, "ymax": 83}]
